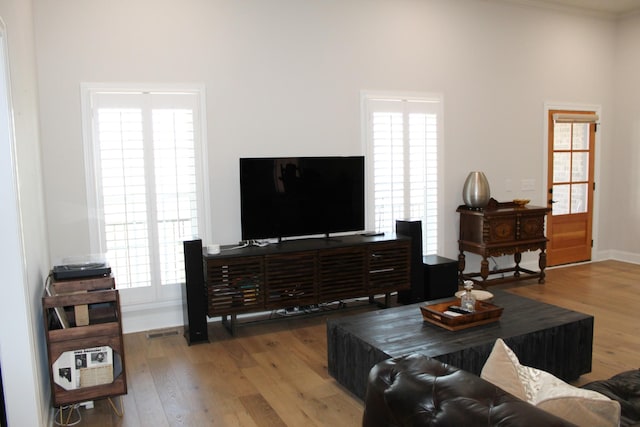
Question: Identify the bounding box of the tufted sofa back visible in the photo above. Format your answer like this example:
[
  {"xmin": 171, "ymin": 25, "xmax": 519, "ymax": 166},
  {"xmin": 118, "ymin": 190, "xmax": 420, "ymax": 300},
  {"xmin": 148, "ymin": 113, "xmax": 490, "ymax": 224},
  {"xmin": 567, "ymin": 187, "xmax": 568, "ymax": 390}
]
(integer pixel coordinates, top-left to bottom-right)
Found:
[{"xmin": 362, "ymin": 353, "xmax": 576, "ymax": 427}]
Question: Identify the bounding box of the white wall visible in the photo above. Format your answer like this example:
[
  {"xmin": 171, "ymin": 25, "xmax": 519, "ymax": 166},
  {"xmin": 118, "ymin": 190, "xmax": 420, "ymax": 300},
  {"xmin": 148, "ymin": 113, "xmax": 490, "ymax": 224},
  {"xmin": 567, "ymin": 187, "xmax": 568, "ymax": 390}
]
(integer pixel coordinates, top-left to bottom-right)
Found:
[
  {"xmin": 610, "ymin": 12, "xmax": 640, "ymax": 263},
  {"xmin": 0, "ymin": 0, "xmax": 51, "ymax": 425},
  {"xmin": 32, "ymin": 0, "xmax": 632, "ymax": 330},
  {"xmin": 0, "ymin": 0, "xmax": 633, "ymax": 421},
  {"xmin": 34, "ymin": 0, "xmax": 620, "ymax": 254}
]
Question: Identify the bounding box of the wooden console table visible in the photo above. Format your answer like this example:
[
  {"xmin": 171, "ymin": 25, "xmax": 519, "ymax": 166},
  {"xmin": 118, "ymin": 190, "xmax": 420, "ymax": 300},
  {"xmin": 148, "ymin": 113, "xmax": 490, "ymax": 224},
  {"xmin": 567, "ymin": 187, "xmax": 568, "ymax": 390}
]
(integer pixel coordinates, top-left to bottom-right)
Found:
[{"xmin": 457, "ymin": 198, "xmax": 551, "ymax": 287}]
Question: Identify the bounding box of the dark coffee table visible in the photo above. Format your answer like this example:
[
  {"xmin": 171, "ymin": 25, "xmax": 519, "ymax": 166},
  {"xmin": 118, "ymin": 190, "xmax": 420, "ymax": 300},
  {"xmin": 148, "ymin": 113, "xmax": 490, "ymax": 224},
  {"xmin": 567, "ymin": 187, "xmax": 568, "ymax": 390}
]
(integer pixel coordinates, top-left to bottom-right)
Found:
[{"xmin": 327, "ymin": 290, "xmax": 593, "ymax": 399}]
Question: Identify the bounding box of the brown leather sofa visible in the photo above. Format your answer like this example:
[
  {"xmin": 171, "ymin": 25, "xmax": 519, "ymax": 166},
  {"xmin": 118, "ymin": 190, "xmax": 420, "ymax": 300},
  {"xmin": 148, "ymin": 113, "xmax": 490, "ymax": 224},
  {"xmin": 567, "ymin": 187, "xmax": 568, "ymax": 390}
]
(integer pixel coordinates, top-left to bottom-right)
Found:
[
  {"xmin": 582, "ymin": 369, "xmax": 640, "ymax": 427},
  {"xmin": 363, "ymin": 353, "xmax": 640, "ymax": 427},
  {"xmin": 362, "ymin": 353, "xmax": 576, "ymax": 426}
]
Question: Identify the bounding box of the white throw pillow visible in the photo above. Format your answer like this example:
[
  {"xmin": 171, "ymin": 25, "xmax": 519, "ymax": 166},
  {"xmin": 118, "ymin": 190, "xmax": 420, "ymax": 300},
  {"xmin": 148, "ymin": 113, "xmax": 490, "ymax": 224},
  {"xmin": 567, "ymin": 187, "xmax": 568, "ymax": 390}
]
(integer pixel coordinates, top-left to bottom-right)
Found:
[{"xmin": 480, "ymin": 338, "xmax": 620, "ymax": 427}]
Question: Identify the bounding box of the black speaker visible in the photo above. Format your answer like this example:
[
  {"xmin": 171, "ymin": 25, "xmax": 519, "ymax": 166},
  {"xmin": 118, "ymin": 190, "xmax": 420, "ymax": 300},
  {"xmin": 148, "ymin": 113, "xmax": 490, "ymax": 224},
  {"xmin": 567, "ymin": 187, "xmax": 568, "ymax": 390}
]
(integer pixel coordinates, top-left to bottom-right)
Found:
[
  {"xmin": 183, "ymin": 239, "xmax": 209, "ymax": 345},
  {"xmin": 423, "ymin": 255, "xmax": 458, "ymax": 300},
  {"xmin": 395, "ymin": 219, "xmax": 425, "ymax": 304}
]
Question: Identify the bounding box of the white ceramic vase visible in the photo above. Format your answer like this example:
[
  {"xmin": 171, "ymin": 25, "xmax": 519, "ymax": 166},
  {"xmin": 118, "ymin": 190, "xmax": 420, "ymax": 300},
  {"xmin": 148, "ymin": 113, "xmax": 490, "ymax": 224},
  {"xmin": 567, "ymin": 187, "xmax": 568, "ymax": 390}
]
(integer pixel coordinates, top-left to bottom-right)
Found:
[{"xmin": 462, "ymin": 171, "xmax": 491, "ymax": 208}]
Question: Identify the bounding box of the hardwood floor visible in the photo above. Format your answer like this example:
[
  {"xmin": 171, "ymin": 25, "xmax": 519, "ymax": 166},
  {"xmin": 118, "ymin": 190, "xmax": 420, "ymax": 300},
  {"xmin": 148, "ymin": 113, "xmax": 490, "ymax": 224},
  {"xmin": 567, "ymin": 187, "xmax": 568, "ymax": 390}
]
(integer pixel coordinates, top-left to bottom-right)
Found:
[
  {"xmin": 74, "ymin": 260, "xmax": 640, "ymax": 426},
  {"xmin": 502, "ymin": 260, "xmax": 640, "ymax": 385}
]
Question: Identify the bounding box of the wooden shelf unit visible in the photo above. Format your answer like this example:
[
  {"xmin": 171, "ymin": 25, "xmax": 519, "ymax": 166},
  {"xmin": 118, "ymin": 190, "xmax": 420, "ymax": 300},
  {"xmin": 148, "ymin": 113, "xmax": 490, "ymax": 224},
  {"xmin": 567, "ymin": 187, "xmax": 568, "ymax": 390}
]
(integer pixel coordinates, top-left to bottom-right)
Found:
[
  {"xmin": 50, "ymin": 275, "xmax": 115, "ymax": 294},
  {"xmin": 43, "ymin": 276, "xmax": 127, "ymax": 408},
  {"xmin": 203, "ymin": 234, "xmax": 411, "ymax": 330}
]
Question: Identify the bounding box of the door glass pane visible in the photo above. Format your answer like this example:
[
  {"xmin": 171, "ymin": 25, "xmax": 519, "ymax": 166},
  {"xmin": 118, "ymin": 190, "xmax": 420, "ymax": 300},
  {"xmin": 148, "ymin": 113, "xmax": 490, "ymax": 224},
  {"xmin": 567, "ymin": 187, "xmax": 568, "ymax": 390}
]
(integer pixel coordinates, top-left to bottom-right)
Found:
[
  {"xmin": 554, "ymin": 123, "xmax": 571, "ymax": 150},
  {"xmin": 572, "ymin": 123, "xmax": 589, "ymax": 149},
  {"xmin": 552, "ymin": 184, "xmax": 570, "ymax": 215},
  {"xmin": 571, "ymin": 152, "xmax": 589, "ymax": 182},
  {"xmin": 553, "ymin": 152, "xmax": 571, "ymax": 183},
  {"xmin": 571, "ymin": 183, "xmax": 588, "ymax": 214}
]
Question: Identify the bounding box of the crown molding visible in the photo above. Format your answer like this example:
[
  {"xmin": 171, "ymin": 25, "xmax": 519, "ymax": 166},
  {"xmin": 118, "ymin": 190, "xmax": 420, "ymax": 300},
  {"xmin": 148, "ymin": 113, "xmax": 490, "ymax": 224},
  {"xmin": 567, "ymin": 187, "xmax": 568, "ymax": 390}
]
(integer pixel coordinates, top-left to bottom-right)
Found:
[{"xmin": 490, "ymin": 0, "xmax": 640, "ymax": 20}]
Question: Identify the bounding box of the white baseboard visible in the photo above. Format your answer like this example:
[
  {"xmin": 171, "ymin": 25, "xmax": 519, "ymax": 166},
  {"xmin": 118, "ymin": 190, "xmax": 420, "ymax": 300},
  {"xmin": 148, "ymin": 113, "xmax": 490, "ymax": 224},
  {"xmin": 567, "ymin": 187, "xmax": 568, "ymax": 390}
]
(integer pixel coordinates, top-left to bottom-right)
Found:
[
  {"xmin": 605, "ymin": 249, "xmax": 640, "ymax": 265},
  {"xmin": 121, "ymin": 300, "xmax": 185, "ymax": 334}
]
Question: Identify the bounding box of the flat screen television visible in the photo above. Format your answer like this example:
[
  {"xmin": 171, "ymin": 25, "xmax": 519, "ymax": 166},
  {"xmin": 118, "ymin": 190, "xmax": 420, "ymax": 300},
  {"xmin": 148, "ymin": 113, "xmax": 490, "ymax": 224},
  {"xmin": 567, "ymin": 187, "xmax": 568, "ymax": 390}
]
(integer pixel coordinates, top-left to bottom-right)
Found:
[{"xmin": 240, "ymin": 156, "xmax": 365, "ymax": 241}]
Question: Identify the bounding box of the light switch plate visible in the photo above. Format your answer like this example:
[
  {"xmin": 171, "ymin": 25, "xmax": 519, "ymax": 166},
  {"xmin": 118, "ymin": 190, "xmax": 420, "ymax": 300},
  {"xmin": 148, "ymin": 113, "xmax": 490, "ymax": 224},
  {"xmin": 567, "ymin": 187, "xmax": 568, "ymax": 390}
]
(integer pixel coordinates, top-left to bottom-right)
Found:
[{"xmin": 521, "ymin": 178, "xmax": 535, "ymax": 191}]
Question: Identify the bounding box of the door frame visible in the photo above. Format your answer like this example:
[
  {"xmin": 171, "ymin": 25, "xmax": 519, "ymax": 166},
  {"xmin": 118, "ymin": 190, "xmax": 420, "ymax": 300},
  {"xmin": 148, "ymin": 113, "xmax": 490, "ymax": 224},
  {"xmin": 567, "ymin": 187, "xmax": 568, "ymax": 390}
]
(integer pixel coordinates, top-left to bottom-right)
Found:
[
  {"xmin": 0, "ymin": 17, "xmax": 44, "ymax": 426},
  {"xmin": 543, "ymin": 102, "xmax": 602, "ymax": 264}
]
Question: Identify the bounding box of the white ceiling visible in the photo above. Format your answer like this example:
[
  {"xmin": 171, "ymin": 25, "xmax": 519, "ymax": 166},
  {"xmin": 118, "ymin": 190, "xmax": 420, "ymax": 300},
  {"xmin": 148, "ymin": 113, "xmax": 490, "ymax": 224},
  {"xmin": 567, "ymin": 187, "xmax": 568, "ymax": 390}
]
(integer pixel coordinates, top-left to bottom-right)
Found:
[{"xmin": 525, "ymin": 0, "xmax": 640, "ymax": 16}]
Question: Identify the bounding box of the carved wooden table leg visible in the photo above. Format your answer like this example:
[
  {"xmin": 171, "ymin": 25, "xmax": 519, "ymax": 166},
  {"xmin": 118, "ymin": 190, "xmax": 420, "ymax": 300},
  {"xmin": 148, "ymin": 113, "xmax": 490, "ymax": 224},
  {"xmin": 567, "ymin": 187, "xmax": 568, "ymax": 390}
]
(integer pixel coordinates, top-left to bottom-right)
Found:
[
  {"xmin": 514, "ymin": 252, "xmax": 522, "ymax": 277},
  {"xmin": 480, "ymin": 257, "xmax": 489, "ymax": 282},
  {"xmin": 458, "ymin": 251, "xmax": 466, "ymax": 284},
  {"xmin": 538, "ymin": 250, "xmax": 547, "ymax": 283}
]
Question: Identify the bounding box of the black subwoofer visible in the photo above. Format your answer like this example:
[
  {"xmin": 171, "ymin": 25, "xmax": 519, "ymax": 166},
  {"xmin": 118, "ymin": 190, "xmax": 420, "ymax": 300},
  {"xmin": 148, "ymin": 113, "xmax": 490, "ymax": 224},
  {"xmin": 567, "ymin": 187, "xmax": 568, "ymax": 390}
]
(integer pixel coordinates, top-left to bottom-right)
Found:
[{"xmin": 423, "ymin": 255, "xmax": 458, "ymax": 300}]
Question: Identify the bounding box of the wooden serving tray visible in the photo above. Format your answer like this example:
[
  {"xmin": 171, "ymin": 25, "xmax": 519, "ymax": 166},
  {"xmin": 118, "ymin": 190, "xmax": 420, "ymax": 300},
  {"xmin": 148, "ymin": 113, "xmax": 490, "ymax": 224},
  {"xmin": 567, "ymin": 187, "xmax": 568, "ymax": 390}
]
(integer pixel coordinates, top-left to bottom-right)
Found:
[{"xmin": 420, "ymin": 299, "xmax": 504, "ymax": 331}]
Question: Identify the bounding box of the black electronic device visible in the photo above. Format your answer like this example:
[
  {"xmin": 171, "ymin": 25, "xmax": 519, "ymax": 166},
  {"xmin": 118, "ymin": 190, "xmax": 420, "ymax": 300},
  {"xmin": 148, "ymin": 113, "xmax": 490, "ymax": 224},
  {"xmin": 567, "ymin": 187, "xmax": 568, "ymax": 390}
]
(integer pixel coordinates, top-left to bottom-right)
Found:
[
  {"xmin": 52, "ymin": 262, "xmax": 111, "ymax": 280},
  {"xmin": 447, "ymin": 305, "xmax": 472, "ymax": 314},
  {"xmin": 396, "ymin": 219, "xmax": 425, "ymax": 304},
  {"xmin": 423, "ymin": 255, "xmax": 458, "ymax": 300},
  {"xmin": 182, "ymin": 239, "xmax": 209, "ymax": 345},
  {"xmin": 239, "ymin": 156, "xmax": 365, "ymax": 241}
]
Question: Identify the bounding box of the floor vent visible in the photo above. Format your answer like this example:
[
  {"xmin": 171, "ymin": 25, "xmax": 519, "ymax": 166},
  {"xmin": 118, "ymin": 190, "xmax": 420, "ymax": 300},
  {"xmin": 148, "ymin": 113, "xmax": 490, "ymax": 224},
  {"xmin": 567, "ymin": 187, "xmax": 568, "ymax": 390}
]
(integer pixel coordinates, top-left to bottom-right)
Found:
[{"xmin": 146, "ymin": 329, "xmax": 181, "ymax": 339}]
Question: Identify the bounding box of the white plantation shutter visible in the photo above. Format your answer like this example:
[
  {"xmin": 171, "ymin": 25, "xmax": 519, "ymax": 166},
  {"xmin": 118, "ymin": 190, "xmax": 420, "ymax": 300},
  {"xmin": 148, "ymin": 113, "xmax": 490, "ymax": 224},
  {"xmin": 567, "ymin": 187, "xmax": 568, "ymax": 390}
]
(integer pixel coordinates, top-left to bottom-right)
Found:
[
  {"xmin": 152, "ymin": 109, "xmax": 199, "ymax": 286},
  {"xmin": 97, "ymin": 107, "xmax": 151, "ymax": 289},
  {"xmin": 84, "ymin": 86, "xmax": 207, "ymax": 303},
  {"xmin": 364, "ymin": 94, "xmax": 442, "ymax": 255}
]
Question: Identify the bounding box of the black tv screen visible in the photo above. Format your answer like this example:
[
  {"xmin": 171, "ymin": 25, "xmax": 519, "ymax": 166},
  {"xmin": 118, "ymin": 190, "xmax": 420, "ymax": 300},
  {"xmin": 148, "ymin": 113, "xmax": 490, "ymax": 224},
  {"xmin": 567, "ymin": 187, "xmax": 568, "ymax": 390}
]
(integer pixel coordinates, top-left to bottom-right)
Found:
[{"xmin": 240, "ymin": 156, "xmax": 365, "ymax": 240}]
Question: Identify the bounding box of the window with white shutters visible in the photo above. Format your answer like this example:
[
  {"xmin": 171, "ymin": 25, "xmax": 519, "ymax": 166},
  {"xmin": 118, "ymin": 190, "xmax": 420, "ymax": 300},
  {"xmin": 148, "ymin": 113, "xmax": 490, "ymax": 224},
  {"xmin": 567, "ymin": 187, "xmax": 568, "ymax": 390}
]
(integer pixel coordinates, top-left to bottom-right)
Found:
[
  {"xmin": 363, "ymin": 93, "xmax": 442, "ymax": 255},
  {"xmin": 82, "ymin": 85, "xmax": 208, "ymax": 304}
]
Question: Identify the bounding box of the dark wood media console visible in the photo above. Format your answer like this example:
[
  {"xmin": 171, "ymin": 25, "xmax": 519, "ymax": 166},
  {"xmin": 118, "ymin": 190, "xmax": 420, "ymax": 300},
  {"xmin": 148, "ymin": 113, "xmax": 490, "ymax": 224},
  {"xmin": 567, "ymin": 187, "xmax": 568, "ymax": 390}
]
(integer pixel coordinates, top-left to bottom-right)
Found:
[{"xmin": 202, "ymin": 234, "xmax": 410, "ymax": 333}]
